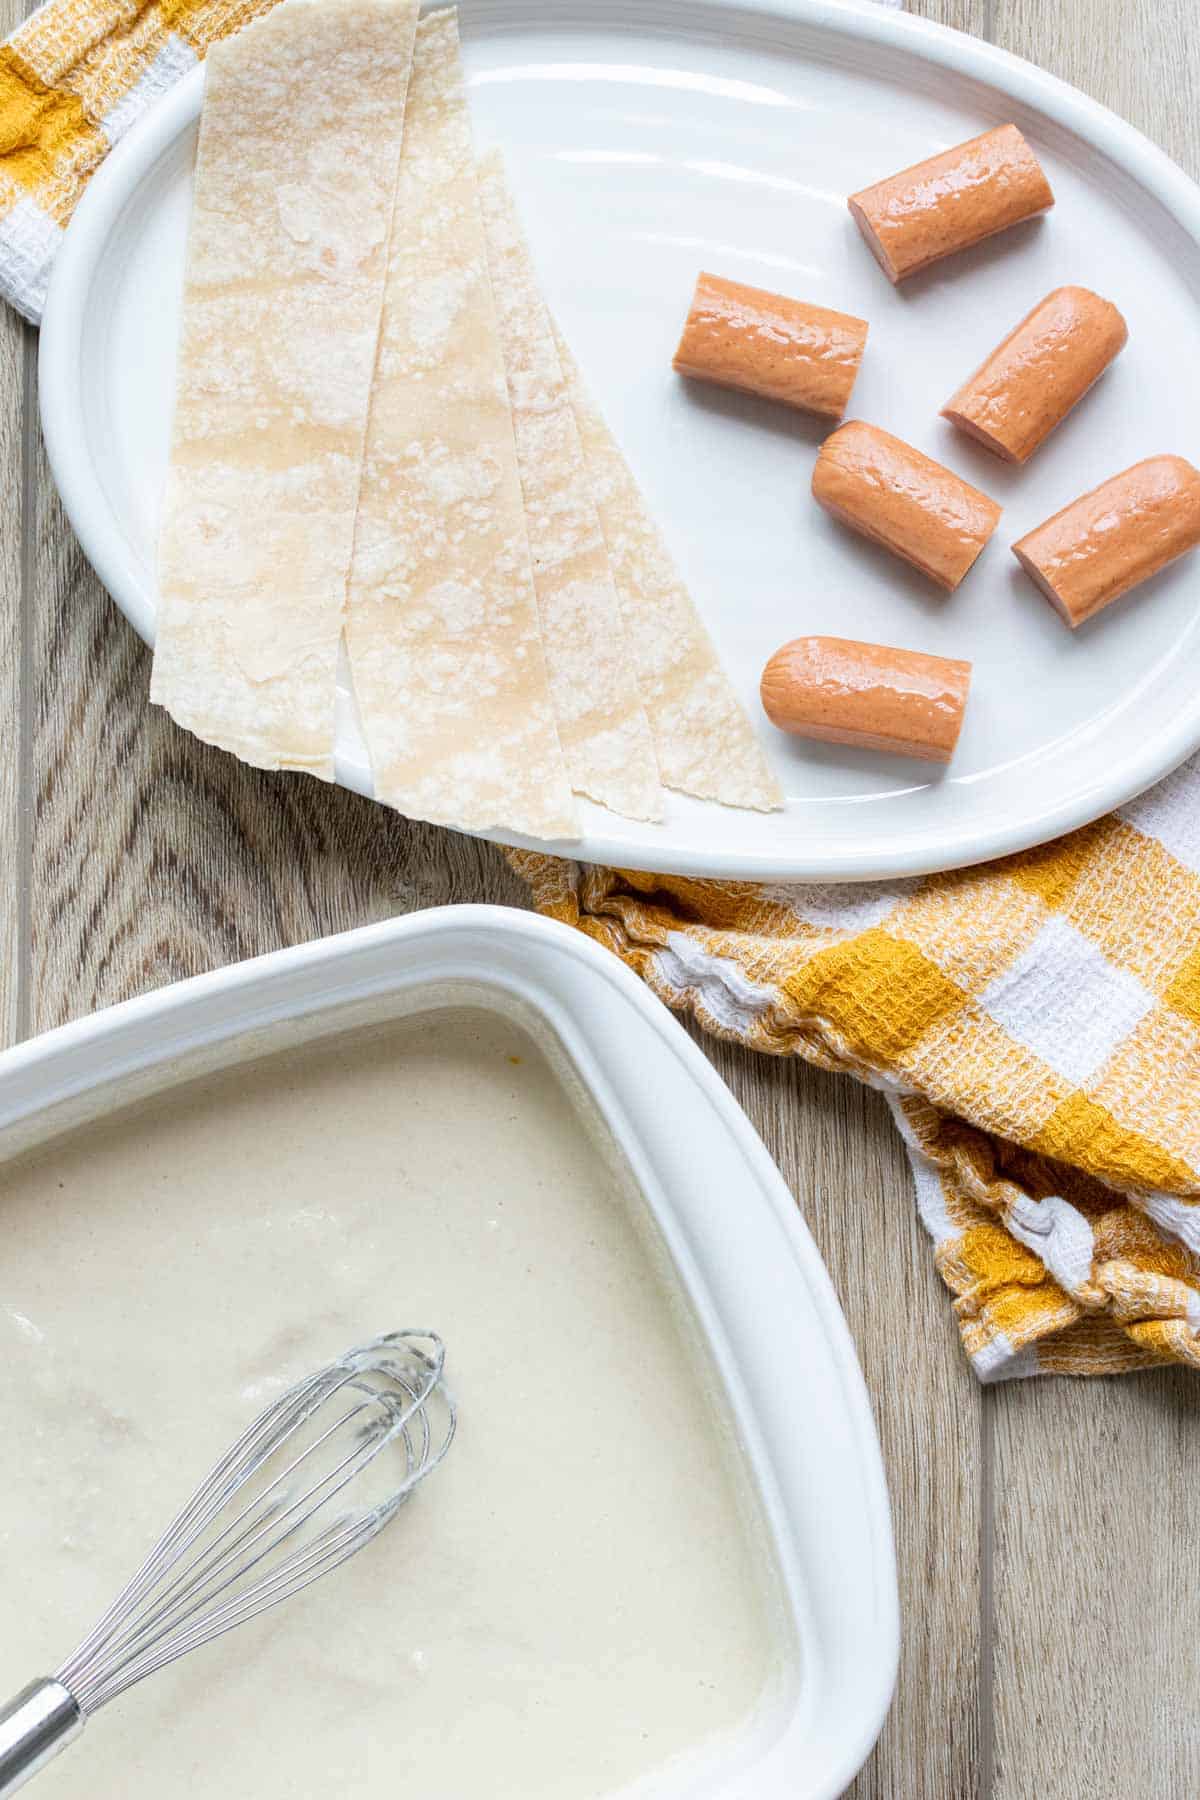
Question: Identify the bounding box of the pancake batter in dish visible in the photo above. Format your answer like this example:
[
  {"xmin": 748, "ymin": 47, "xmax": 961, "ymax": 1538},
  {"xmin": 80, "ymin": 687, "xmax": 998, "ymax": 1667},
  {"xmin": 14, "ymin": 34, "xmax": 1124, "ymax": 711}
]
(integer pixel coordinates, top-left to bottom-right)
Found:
[{"xmin": 0, "ymin": 1011, "xmax": 780, "ymax": 1799}]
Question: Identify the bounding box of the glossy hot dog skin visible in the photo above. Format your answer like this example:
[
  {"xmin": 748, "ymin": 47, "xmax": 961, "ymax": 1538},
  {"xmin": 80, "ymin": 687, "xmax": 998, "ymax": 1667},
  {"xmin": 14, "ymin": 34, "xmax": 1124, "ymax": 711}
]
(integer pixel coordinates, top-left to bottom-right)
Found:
[
  {"xmin": 1012, "ymin": 455, "xmax": 1200, "ymax": 626},
  {"xmin": 813, "ymin": 420, "xmax": 1002, "ymax": 589},
  {"xmin": 761, "ymin": 635, "xmax": 972, "ymax": 763},
  {"xmin": 848, "ymin": 124, "xmax": 1054, "ymax": 284},
  {"xmin": 942, "ymin": 286, "xmax": 1128, "ymax": 464},
  {"xmin": 673, "ymin": 272, "xmax": 868, "ymax": 418}
]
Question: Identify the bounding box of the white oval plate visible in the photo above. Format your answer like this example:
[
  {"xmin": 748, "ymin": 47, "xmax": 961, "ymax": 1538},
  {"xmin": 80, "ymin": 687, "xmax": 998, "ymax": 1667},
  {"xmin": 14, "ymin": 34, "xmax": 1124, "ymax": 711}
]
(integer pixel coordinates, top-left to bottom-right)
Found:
[{"xmin": 38, "ymin": 0, "xmax": 1200, "ymax": 881}]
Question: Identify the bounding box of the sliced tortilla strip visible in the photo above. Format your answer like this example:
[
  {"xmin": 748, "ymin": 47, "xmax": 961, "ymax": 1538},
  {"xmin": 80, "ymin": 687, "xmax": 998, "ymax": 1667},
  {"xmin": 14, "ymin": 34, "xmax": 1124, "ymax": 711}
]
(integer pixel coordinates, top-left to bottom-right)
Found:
[
  {"xmin": 345, "ymin": 11, "xmax": 577, "ymax": 841},
  {"xmin": 152, "ymin": 0, "xmax": 419, "ymax": 777},
  {"xmin": 554, "ymin": 327, "xmax": 784, "ymax": 812},
  {"xmin": 476, "ymin": 151, "xmax": 663, "ymax": 823}
]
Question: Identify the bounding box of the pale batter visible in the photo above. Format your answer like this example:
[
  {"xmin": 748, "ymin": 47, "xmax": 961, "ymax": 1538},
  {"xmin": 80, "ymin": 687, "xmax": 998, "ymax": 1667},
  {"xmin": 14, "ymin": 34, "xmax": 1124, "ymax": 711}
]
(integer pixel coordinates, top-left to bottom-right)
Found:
[{"xmin": 0, "ymin": 1010, "xmax": 780, "ymax": 1797}]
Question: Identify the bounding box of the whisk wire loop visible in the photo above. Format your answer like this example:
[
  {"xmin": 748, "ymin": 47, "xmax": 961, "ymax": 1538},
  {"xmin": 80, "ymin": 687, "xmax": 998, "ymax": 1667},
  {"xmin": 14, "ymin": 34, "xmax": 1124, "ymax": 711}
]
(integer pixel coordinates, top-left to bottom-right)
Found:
[{"xmin": 53, "ymin": 1330, "xmax": 454, "ymax": 1718}]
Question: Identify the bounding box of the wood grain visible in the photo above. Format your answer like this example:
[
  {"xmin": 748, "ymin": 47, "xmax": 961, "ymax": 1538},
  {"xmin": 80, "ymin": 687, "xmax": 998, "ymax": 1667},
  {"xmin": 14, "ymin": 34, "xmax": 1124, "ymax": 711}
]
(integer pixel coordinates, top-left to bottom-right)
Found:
[
  {"xmin": 992, "ymin": 1373, "xmax": 1200, "ymax": 1799},
  {"xmin": 999, "ymin": 0, "xmax": 1200, "ymax": 174},
  {"xmin": 910, "ymin": 0, "xmax": 990, "ymax": 36},
  {"xmin": 979, "ymin": 8, "xmax": 1200, "ymax": 1797},
  {"xmin": 0, "ymin": 321, "xmax": 23, "ymax": 1055},
  {"xmin": 0, "ymin": 0, "xmax": 26, "ymax": 1054}
]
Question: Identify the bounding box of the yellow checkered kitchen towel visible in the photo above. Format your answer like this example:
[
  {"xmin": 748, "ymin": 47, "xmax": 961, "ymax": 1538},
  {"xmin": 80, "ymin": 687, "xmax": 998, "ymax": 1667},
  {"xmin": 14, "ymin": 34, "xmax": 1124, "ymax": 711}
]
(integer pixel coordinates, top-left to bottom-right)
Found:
[
  {"xmin": 4, "ymin": 0, "xmax": 1199, "ymax": 1380},
  {"xmin": 513, "ymin": 762, "xmax": 1200, "ymax": 1381},
  {"xmin": 0, "ymin": 0, "xmax": 277, "ymax": 320}
]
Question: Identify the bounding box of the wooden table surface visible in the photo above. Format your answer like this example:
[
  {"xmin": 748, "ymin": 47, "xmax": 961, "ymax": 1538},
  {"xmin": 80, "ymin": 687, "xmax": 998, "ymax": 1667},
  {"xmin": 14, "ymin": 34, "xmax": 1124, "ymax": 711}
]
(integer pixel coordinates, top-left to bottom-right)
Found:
[{"xmin": 3, "ymin": 2, "xmax": 1198, "ymax": 1795}]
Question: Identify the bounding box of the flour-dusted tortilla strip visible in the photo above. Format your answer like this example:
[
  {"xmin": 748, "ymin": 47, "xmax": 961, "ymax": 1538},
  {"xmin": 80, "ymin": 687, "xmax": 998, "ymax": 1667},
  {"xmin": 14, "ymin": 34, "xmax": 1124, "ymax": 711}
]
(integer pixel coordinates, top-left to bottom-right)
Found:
[
  {"xmin": 152, "ymin": 0, "xmax": 419, "ymax": 777},
  {"xmin": 476, "ymin": 152, "xmax": 663, "ymax": 823},
  {"xmin": 345, "ymin": 11, "xmax": 577, "ymax": 840},
  {"xmin": 553, "ymin": 329, "xmax": 783, "ymax": 811}
]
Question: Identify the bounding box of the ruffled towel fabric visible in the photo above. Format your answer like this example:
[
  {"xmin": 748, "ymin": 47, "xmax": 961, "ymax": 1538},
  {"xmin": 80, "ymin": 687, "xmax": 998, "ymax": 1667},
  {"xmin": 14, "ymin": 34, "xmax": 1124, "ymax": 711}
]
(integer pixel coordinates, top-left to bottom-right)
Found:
[{"xmin": 513, "ymin": 757, "xmax": 1200, "ymax": 1381}]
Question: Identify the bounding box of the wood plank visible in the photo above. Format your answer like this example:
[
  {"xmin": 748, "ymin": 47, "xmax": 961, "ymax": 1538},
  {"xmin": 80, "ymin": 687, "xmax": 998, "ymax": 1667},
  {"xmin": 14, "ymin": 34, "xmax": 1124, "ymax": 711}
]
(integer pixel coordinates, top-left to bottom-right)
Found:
[
  {"xmin": 0, "ymin": 0, "xmax": 28, "ymax": 1052},
  {"xmin": 911, "ymin": 0, "xmax": 990, "ymax": 36},
  {"xmin": 984, "ymin": 5, "xmax": 1200, "ymax": 1797},
  {"xmin": 694, "ymin": 1028, "xmax": 984, "ymax": 1800},
  {"xmin": 999, "ymin": 0, "xmax": 1200, "ymax": 175},
  {"xmin": 0, "ymin": 335, "xmax": 24, "ymax": 1053},
  {"xmin": 991, "ymin": 1374, "xmax": 1200, "ymax": 1799}
]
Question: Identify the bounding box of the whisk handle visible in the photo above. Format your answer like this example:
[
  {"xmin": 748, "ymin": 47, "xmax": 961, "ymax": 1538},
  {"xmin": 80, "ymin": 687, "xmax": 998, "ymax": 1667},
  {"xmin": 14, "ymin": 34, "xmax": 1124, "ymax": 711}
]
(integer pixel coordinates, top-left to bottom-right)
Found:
[{"xmin": 0, "ymin": 1681, "xmax": 83, "ymax": 1796}]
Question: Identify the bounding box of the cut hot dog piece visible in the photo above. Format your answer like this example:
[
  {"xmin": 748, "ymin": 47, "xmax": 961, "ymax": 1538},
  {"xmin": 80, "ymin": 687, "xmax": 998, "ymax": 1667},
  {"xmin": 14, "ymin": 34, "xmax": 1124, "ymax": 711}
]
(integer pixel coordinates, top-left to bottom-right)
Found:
[
  {"xmin": 673, "ymin": 272, "xmax": 868, "ymax": 419},
  {"xmin": 942, "ymin": 286, "xmax": 1127, "ymax": 464},
  {"xmin": 760, "ymin": 635, "xmax": 971, "ymax": 763},
  {"xmin": 813, "ymin": 420, "xmax": 1002, "ymax": 590},
  {"xmin": 848, "ymin": 124, "xmax": 1054, "ymax": 284},
  {"xmin": 1012, "ymin": 455, "xmax": 1200, "ymax": 627}
]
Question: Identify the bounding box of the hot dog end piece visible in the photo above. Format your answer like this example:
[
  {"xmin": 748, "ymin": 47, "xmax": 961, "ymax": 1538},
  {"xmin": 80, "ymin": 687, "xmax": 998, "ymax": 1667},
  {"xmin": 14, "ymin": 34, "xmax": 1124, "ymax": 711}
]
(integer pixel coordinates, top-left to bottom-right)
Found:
[
  {"xmin": 812, "ymin": 420, "xmax": 1002, "ymax": 590},
  {"xmin": 942, "ymin": 286, "xmax": 1128, "ymax": 464},
  {"xmin": 673, "ymin": 272, "xmax": 869, "ymax": 419},
  {"xmin": 1011, "ymin": 455, "xmax": 1200, "ymax": 627},
  {"xmin": 848, "ymin": 124, "xmax": 1054, "ymax": 284},
  {"xmin": 760, "ymin": 635, "xmax": 972, "ymax": 763}
]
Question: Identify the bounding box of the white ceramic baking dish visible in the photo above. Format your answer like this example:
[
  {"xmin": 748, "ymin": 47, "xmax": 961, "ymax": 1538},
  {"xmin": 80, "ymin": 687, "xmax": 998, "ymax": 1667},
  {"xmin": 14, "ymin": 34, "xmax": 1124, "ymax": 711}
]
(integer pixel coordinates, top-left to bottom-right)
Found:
[{"xmin": 0, "ymin": 905, "xmax": 896, "ymax": 1797}]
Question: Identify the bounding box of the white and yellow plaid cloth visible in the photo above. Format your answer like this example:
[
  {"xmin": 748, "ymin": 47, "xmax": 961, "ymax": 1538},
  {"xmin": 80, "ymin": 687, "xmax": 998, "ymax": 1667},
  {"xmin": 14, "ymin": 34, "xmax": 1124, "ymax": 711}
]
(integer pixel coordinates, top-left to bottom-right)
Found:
[
  {"xmin": 5, "ymin": 0, "xmax": 1199, "ymax": 1377},
  {"xmin": 0, "ymin": 0, "xmax": 277, "ymax": 319},
  {"xmin": 514, "ymin": 758, "xmax": 1200, "ymax": 1381}
]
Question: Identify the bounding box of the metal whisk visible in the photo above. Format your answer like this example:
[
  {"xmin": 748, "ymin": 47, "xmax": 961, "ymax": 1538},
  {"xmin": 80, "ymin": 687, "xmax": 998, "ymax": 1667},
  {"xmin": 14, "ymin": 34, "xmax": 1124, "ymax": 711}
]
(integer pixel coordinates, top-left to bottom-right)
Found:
[{"xmin": 0, "ymin": 1329, "xmax": 455, "ymax": 1796}]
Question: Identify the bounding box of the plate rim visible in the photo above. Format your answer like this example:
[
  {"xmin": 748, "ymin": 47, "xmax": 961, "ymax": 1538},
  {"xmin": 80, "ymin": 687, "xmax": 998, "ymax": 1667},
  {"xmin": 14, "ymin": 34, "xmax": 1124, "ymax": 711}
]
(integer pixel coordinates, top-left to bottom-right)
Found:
[{"xmin": 38, "ymin": 0, "xmax": 1200, "ymax": 880}]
